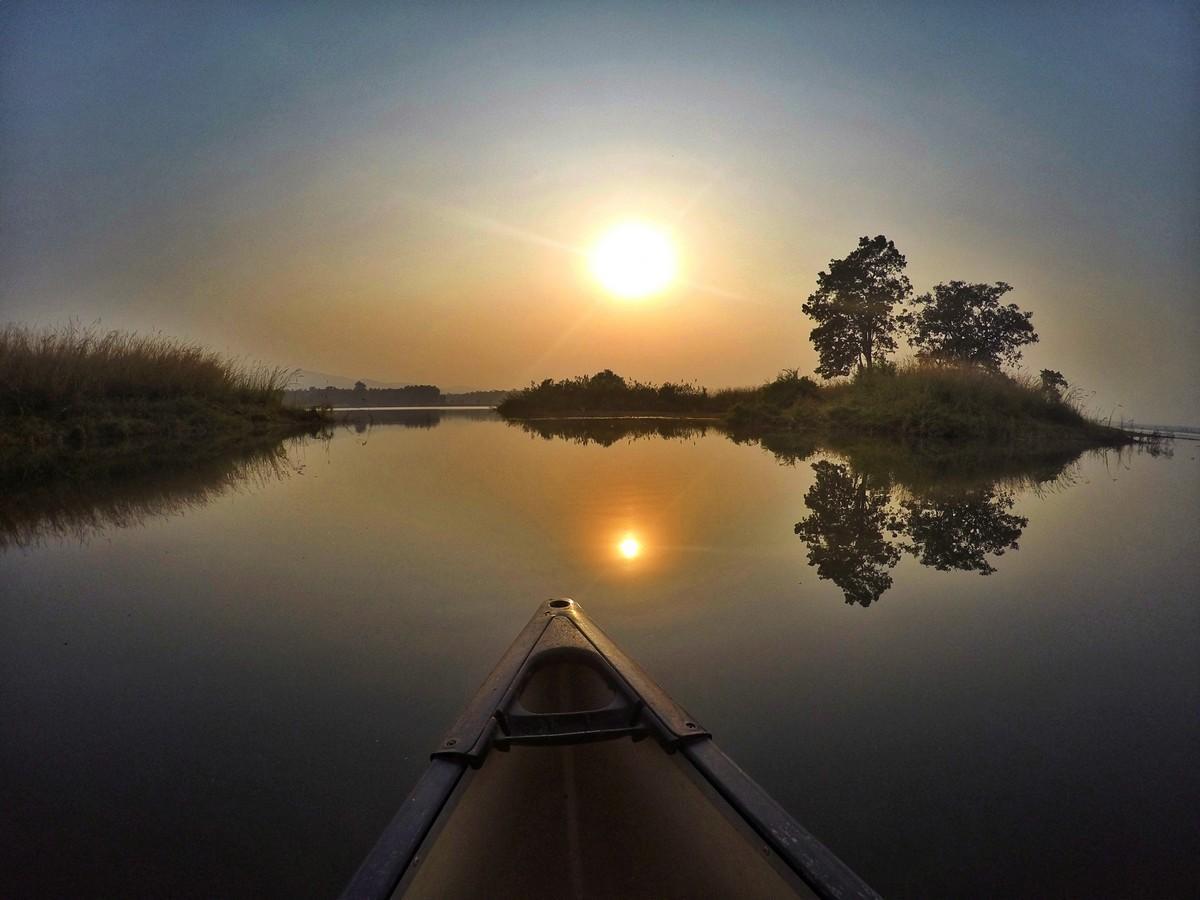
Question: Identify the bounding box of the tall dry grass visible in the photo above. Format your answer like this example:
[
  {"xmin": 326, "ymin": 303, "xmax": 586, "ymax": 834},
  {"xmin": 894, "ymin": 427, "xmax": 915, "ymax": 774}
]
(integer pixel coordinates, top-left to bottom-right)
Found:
[
  {"xmin": 0, "ymin": 324, "xmax": 292, "ymax": 413},
  {"xmin": 813, "ymin": 360, "xmax": 1086, "ymax": 438}
]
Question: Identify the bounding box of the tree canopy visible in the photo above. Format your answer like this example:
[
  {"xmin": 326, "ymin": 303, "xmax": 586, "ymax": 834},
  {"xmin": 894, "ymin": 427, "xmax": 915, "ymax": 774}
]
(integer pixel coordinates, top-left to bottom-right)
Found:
[
  {"xmin": 801, "ymin": 235, "xmax": 912, "ymax": 378},
  {"xmin": 902, "ymin": 281, "xmax": 1038, "ymax": 370},
  {"xmin": 1039, "ymin": 369, "xmax": 1068, "ymax": 400}
]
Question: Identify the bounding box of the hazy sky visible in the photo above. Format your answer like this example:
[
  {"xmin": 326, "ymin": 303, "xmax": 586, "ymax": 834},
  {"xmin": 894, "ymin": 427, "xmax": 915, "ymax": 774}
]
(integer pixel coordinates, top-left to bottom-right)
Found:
[{"xmin": 3, "ymin": 2, "xmax": 1197, "ymax": 421}]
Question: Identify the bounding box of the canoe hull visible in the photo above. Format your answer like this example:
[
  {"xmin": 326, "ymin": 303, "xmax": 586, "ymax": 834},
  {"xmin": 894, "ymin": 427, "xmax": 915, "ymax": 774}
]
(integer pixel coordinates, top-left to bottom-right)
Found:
[{"xmin": 341, "ymin": 599, "xmax": 880, "ymax": 900}]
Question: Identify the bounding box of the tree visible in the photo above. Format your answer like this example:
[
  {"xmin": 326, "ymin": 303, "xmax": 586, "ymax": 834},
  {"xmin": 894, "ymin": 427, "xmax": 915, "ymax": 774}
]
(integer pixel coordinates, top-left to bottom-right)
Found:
[
  {"xmin": 587, "ymin": 369, "xmax": 627, "ymax": 392},
  {"xmin": 903, "ymin": 281, "xmax": 1037, "ymax": 370},
  {"xmin": 1039, "ymin": 369, "xmax": 1067, "ymax": 400},
  {"xmin": 801, "ymin": 235, "xmax": 912, "ymax": 378}
]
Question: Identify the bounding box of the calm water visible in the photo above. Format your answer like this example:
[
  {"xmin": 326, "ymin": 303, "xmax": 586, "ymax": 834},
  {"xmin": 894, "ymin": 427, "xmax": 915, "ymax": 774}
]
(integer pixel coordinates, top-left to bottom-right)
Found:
[{"xmin": 2, "ymin": 411, "xmax": 1197, "ymax": 898}]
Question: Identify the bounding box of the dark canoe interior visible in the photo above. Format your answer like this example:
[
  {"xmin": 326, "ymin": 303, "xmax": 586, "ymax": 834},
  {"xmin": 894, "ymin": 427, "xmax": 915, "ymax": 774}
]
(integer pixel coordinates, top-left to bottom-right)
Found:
[
  {"xmin": 343, "ymin": 600, "xmax": 879, "ymax": 900},
  {"xmin": 399, "ymin": 666, "xmax": 811, "ymax": 898}
]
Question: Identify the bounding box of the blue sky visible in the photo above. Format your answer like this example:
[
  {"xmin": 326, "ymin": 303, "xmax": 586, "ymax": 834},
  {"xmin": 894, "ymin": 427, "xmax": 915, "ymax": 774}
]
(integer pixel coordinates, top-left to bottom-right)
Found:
[{"xmin": 2, "ymin": 1, "xmax": 1196, "ymax": 421}]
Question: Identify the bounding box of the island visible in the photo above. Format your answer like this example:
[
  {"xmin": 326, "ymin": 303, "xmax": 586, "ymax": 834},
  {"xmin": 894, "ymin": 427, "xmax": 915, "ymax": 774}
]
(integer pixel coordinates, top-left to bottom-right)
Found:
[{"xmin": 499, "ymin": 235, "xmax": 1136, "ymax": 455}]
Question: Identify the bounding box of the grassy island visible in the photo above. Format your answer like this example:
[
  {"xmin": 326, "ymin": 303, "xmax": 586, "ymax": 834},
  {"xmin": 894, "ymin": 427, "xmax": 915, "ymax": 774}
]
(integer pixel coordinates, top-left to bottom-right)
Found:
[
  {"xmin": 0, "ymin": 325, "xmax": 328, "ymax": 477},
  {"xmin": 501, "ymin": 232, "xmax": 1140, "ymax": 456},
  {"xmin": 498, "ymin": 365, "xmax": 1134, "ymax": 452}
]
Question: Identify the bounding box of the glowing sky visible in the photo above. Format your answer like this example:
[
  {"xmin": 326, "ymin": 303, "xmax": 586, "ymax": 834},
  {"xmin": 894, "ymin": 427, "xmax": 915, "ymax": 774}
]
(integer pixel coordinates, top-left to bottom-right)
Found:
[{"xmin": 1, "ymin": 2, "xmax": 1196, "ymax": 421}]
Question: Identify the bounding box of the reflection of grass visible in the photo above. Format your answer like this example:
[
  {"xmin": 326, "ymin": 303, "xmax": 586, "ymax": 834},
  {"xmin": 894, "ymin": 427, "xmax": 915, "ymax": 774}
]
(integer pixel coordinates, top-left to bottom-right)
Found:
[
  {"xmin": 753, "ymin": 432, "xmax": 1086, "ymax": 493},
  {"xmin": 0, "ymin": 324, "xmax": 328, "ymax": 473},
  {"xmin": 0, "ymin": 432, "xmax": 317, "ymax": 551}
]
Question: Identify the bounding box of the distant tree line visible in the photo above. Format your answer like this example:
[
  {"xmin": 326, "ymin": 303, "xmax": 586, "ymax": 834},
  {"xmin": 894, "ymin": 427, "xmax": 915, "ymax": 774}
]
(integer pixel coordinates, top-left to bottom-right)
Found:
[
  {"xmin": 284, "ymin": 384, "xmax": 443, "ymax": 408},
  {"xmin": 802, "ymin": 235, "xmax": 1046, "ymax": 380},
  {"xmin": 284, "ymin": 384, "xmax": 513, "ymax": 408},
  {"xmin": 444, "ymin": 389, "xmax": 512, "ymax": 406}
]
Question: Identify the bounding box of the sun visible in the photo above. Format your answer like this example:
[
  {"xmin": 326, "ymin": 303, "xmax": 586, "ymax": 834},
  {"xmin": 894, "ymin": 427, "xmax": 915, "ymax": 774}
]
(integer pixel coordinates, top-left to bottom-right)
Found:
[
  {"xmin": 617, "ymin": 534, "xmax": 642, "ymax": 559},
  {"xmin": 589, "ymin": 222, "xmax": 677, "ymax": 299}
]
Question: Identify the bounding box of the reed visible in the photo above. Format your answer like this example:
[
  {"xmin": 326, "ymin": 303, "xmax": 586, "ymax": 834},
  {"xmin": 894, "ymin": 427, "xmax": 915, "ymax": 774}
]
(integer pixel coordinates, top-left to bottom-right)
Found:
[
  {"xmin": 0, "ymin": 323, "xmax": 291, "ymax": 413},
  {"xmin": 0, "ymin": 324, "xmax": 326, "ymax": 471}
]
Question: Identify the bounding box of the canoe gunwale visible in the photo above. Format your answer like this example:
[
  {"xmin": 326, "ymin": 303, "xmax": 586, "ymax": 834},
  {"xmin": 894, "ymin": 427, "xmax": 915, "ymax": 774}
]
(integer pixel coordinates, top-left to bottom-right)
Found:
[
  {"xmin": 340, "ymin": 598, "xmax": 881, "ymax": 900},
  {"xmin": 683, "ymin": 739, "xmax": 882, "ymax": 900}
]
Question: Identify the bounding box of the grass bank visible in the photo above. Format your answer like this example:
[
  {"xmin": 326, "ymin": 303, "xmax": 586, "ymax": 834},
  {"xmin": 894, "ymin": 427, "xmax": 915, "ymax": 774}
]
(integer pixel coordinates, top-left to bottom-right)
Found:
[
  {"xmin": 0, "ymin": 324, "xmax": 328, "ymax": 475},
  {"xmin": 498, "ymin": 364, "xmax": 1135, "ymax": 451}
]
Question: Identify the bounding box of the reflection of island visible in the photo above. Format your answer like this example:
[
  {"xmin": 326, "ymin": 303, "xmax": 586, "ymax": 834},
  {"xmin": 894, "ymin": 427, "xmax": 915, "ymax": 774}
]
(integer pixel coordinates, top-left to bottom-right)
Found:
[
  {"xmin": 513, "ymin": 417, "xmax": 712, "ymax": 447},
  {"xmin": 794, "ymin": 461, "xmax": 1030, "ymax": 606},
  {"xmin": 0, "ymin": 436, "xmax": 308, "ymax": 551},
  {"xmin": 499, "ymin": 415, "xmax": 1092, "ymax": 608}
]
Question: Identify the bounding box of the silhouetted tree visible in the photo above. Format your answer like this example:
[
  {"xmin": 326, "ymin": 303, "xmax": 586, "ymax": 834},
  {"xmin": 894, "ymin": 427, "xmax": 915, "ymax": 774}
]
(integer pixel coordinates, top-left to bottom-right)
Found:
[
  {"xmin": 794, "ymin": 461, "xmax": 902, "ymax": 606},
  {"xmin": 1039, "ymin": 369, "xmax": 1068, "ymax": 401},
  {"xmin": 588, "ymin": 369, "xmax": 626, "ymax": 391},
  {"xmin": 898, "ymin": 488, "xmax": 1027, "ymax": 575},
  {"xmin": 902, "ymin": 281, "xmax": 1037, "ymax": 369},
  {"xmin": 801, "ymin": 236, "xmax": 912, "ymax": 378}
]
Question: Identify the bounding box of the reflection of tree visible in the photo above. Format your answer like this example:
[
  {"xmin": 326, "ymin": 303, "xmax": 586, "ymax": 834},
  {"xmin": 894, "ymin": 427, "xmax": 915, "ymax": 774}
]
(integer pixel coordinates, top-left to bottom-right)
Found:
[
  {"xmin": 794, "ymin": 460, "xmax": 1033, "ymax": 606},
  {"xmin": 794, "ymin": 461, "xmax": 901, "ymax": 607},
  {"xmin": 899, "ymin": 488, "xmax": 1026, "ymax": 575},
  {"xmin": 339, "ymin": 409, "xmax": 442, "ymax": 432},
  {"xmin": 511, "ymin": 417, "xmax": 711, "ymax": 447}
]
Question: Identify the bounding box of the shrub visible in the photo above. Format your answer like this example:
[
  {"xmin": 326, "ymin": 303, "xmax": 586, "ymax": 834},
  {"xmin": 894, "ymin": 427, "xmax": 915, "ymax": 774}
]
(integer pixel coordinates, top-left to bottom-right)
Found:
[{"xmin": 764, "ymin": 369, "xmax": 821, "ymax": 407}]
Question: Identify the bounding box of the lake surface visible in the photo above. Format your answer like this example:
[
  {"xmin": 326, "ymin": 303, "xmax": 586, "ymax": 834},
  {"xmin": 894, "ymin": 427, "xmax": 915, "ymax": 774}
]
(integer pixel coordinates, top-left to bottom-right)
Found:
[{"xmin": 2, "ymin": 410, "xmax": 1197, "ymax": 898}]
